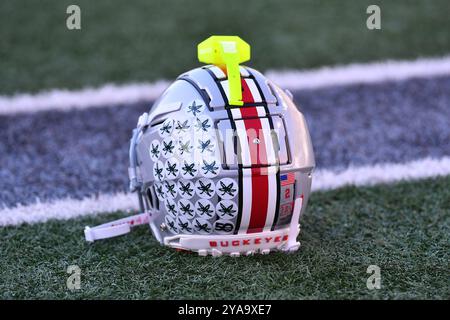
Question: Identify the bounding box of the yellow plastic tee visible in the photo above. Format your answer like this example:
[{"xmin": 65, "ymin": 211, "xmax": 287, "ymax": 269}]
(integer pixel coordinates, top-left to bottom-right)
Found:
[{"xmin": 198, "ymin": 36, "xmax": 250, "ymax": 106}]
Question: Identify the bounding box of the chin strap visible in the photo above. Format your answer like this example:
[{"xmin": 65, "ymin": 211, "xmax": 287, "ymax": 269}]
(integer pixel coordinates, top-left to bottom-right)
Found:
[{"xmin": 84, "ymin": 210, "xmax": 159, "ymax": 242}]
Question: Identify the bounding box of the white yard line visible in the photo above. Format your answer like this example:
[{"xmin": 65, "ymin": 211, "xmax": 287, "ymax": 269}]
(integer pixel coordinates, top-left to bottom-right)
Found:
[
  {"xmin": 1, "ymin": 56, "xmax": 450, "ymax": 115},
  {"xmin": 311, "ymin": 156, "xmax": 450, "ymax": 191},
  {"xmin": 0, "ymin": 81, "xmax": 171, "ymax": 115},
  {"xmin": 0, "ymin": 192, "xmax": 138, "ymax": 227},
  {"xmin": 266, "ymin": 55, "xmax": 450, "ymax": 90},
  {"xmin": 1, "ymin": 156, "xmax": 449, "ymax": 226}
]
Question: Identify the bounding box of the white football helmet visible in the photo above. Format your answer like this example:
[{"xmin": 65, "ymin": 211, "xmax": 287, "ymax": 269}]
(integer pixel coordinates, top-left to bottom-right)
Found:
[{"xmin": 85, "ymin": 36, "xmax": 314, "ymax": 256}]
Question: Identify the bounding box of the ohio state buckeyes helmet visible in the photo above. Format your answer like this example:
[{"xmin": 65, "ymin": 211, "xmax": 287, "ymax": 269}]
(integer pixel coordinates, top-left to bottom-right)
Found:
[{"xmin": 84, "ymin": 36, "xmax": 315, "ymax": 256}]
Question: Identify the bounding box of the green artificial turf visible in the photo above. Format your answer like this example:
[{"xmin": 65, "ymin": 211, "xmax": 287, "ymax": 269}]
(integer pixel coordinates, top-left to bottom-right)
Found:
[
  {"xmin": 1, "ymin": 0, "xmax": 450, "ymax": 94},
  {"xmin": 1, "ymin": 176, "xmax": 448, "ymax": 299}
]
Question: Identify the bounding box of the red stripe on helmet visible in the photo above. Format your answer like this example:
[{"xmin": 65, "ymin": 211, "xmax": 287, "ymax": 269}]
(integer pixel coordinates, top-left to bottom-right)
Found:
[
  {"xmin": 238, "ymin": 78, "xmax": 270, "ymax": 233},
  {"xmin": 241, "ymin": 77, "xmax": 255, "ymax": 104},
  {"xmin": 247, "ymin": 167, "xmax": 269, "ymax": 233}
]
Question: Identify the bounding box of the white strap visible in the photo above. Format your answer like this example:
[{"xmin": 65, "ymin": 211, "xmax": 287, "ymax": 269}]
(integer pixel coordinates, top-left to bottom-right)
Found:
[{"xmin": 84, "ymin": 211, "xmax": 157, "ymax": 242}]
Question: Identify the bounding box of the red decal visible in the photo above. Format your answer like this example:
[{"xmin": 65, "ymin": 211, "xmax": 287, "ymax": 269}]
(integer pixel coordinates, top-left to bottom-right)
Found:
[
  {"xmin": 207, "ymin": 234, "xmax": 289, "ymax": 248},
  {"xmin": 280, "ymin": 202, "xmax": 294, "ymax": 218},
  {"xmin": 281, "ymin": 172, "xmax": 296, "ymax": 186},
  {"xmin": 284, "ymin": 188, "xmax": 291, "ymax": 199}
]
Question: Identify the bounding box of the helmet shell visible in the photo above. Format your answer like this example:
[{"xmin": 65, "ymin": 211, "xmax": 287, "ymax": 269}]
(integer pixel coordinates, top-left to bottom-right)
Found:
[{"xmin": 133, "ymin": 65, "xmax": 314, "ymax": 254}]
